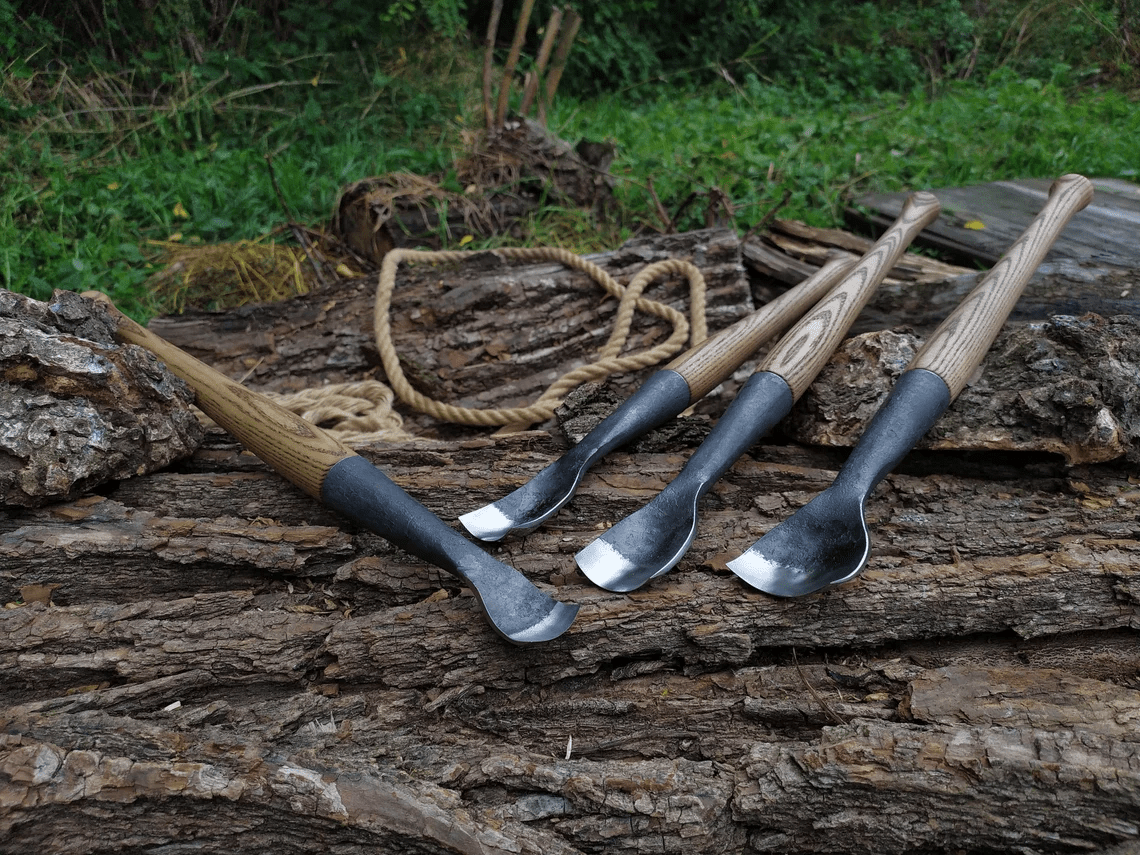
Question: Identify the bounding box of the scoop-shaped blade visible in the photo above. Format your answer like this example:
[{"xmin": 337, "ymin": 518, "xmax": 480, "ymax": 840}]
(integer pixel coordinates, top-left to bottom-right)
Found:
[
  {"xmin": 460, "ymin": 443, "xmax": 600, "ymax": 541},
  {"xmin": 85, "ymin": 290, "xmax": 579, "ymax": 644},
  {"xmin": 727, "ymin": 486, "xmax": 870, "ymax": 596},
  {"xmin": 730, "ymin": 175, "xmax": 1095, "ymax": 597},
  {"xmin": 576, "ymin": 372, "xmax": 794, "ymax": 591},
  {"xmin": 461, "ymin": 370, "xmax": 692, "ymax": 540},
  {"xmin": 729, "ymin": 369, "xmax": 951, "ymax": 596},
  {"xmin": 458, "ymin": 552, "xmax": 581, "ymax": 642},
  {"xmin": 575, "ymin": 483, "xmax": 702, "ymax": 592},
  {"xmin": 323, "ymin": 455, "xmax": 579, "ymax": 643},
  {"xmin": 461, "ymin": 256, "xmax": 860, "ymax": 542},
  {"xmin": 581, "ymin": 193, "xmax": 943, "ymax": 591}
]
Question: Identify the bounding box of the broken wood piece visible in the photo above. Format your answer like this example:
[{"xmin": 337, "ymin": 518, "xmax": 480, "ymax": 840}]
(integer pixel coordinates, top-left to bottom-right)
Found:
[
  {"xmin": 481, "ymin": 0, "xmax": 505, "ymax": 128},
  {"xmin": 333, "ymin": 120, "xmax": 614, "ymax": 265},
  {"xmin": 494, "ymin": 0, "xmax": 536, "ymax": 128},
  {"xmin": 518, "ymin": 6, "xmax": 563, "ymax": 116},
  {"xmin": 541, "ymin": 7, "xmax": 581, "ymax": 123},
  {"xmin": 0, "ymin": 289, "xmax": 202, "ymax": 506},
  {"xmin": 784, "ymin": 313, "xmax": 1140, "ymax": 465},
  {"xmin": 745, "ymin": 224, "xmax": 1140, "ymax": 335},
  {"xmin": 768, "ymin": 218, "xmax": 973, "ymax": 282},
  {"xmin": 744, "ymin": 217, "xmax": 974, "ymax": 286},
  {"xmin": 852, "ymin": 177, "xmax": 1140, "ymax": 267}
]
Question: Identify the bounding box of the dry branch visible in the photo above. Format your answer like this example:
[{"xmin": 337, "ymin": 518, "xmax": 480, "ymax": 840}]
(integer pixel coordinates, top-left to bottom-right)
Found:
[{"xmin": 519, "ymin": 6, "xmax": 563, "ymax": 116}]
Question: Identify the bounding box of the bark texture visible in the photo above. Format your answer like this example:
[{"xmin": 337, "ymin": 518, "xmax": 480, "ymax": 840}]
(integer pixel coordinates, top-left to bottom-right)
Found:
[
  {"xmin": 2, "ymin": 228, "xmax": 1139, "ymax": 854},
  {"xmin": 785, "ymin": 313, "xmax": 1140, "ymax": 465},
  {"xmin": 0, "ymin": 290, "xmax": 202, "ymax": 507},
  {"xmin": 146, "ymin": 228, "xmax": 753, "ymax": 436}
]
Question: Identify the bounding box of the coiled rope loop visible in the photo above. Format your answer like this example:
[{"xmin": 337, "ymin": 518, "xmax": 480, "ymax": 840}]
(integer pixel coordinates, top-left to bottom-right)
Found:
[{"xmin": 373, "ymin": 246, "xmax": 707, "ymax": 430}]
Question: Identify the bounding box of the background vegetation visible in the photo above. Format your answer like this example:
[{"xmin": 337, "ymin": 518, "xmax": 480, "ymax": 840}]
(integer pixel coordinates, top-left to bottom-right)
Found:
[{"xmin": 2, "ymin": 0, "xmax": 1137, "ymax": 319}]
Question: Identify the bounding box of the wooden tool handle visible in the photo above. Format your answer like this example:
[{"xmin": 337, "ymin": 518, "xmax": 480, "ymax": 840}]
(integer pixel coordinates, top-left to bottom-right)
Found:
[
  {"xmin": 761, "ymin": 191, "xmax": 942, "ymax": 399},
  {"xmin": 912, "ymin": 173, "xmax": 1094, "ymax": 398},
  {"xmin": 83, "ymin": 292, "xmax": 355, "ymax": 499},
  {"xmin": 666, "ymin": 253, "xmax": 856, "ymax": 401}
]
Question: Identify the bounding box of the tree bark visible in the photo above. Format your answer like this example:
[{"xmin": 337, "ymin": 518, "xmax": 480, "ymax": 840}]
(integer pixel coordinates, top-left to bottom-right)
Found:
[
  {"xmin": 146, "ymin": 228, "xmax": 754, "ymax": 436},
  {"xmin": 0, "ymin": 290, "xmax": 202, "ymax": 507},
  {"xmin": 2, "ymin": 228, "xmax": 1139, "ymax": 853}
]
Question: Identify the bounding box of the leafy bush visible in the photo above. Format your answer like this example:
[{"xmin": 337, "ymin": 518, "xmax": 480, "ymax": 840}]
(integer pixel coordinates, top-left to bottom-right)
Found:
[
  {"xmin": 513, "ymin": 0, "xmax": 1135, "ymax": 96},
  {"xmin": 522, "ymin": 0, "xmax": 980, "ymax": 97}
]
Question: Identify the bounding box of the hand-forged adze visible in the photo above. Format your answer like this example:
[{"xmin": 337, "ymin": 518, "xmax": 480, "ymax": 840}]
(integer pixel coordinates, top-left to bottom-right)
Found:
[
  {"xmin": 84, "ymin": 292, "xmax": 578, "ymax": 644},
  {"xmin": 728, "ymin": 173, "xmax": 1095, "ymax": 597},
  {"xmin": 574, "ymin": 191, "xmax": 943, "ymax": 591},
  {"xmin": 459, "ymin": 253, "xmax": 858, "ymax": 542}
]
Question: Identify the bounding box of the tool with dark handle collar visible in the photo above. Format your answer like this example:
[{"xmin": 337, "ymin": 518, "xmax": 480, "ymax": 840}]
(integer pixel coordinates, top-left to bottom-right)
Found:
[
  {"xmin": 574, "ymin": 191, "xmax": 943, "ymax": 591},
  {"xmin": 458, "ymin": 253, "xmax": 856, "ymax": 542},
  {"xmin": 84, "ymin": 291, "xmax": 579, "ymax": 643},
  {"xmin": 728, "ymin": 173, "xmax": 1095, "ymax": 597}
]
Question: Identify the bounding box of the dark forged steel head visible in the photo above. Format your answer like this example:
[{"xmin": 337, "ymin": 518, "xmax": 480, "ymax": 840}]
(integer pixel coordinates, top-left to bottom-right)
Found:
[
  {"xmin": 575, "ymin": 370, "xmax": 797, "ymax": 593},
  {"xmin": 458, "ymin": 449, "xmax": 591, "ymax": 542},
  {"xmin": 728, "ymin": 368, "xmax": 953, "ymax": 597},
  {"xmin": 455, "ymin": 550, "xmax": 581, "ymax": 643},
  {"xmin": 460, "ymin": 370, "xmax": 694, "ymax": 542},
  {"xmin": 574, "ymin": 486, "xmax": 700, "ymax": 592},
  {"xmin": 727, "ymin": 487, "xmax": 871, "ymax": 597},
  {"xmin": 321, "ymin": 455, "xmax": 579, "ymax": 644}
]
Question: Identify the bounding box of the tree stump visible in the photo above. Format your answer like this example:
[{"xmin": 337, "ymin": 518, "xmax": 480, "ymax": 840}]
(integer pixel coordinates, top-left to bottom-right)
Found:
[{"xmin": 2, "ymin": 228, "xmax": 1139, "ymax": 854}]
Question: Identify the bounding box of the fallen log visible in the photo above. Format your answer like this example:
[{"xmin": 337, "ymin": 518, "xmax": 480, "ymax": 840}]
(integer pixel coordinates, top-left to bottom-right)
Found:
[
  {"xmin": 2, "ymin": 225, "xmax": 1139, "ymax": 853},
  {"xmin": 146, "ymin": 228, "xmax": 754, "ymax": 435}
]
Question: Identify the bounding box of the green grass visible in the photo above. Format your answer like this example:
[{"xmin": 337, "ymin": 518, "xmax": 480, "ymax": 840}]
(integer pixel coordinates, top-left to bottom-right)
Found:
[
  {"xmin": 3, "ymin": 29, "xmax": 1138, "ymax": 321},
  {"xmin": 1, "ymin": 35, "xmax": 472, "ymax": 318},
  {"xmin": 2, "ymin": 127, "xmax": 451, "ymax": 311},
  {"xmin": 549, "ymin": 73, "xmax": 1140, "ymax": 232}
]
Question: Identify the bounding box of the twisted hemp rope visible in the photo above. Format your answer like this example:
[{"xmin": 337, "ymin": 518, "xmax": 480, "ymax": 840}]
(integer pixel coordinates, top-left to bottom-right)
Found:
[
  {"xmin": 194, "ymin": 380, "xmax": 414, "ymax": 445},
  {"xmin": 373, "ymin": 246, "xmax": 708, "ymax": 432}
]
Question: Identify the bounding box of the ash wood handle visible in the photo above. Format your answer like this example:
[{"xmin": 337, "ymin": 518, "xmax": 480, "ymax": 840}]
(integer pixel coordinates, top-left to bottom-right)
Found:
[
  {"xmin": 665, "ymin": 253, "xmax": 856, "ymax": 401},
  {"xmin": 912, "ymin": 173, "xmax": 1094, "ymax": 398},
  {"xmin": 83, "ymin": 292, "xmax": 355, "ymax": 499},
  {"xmin": 761, "ymin": 191, "xmax": 942, "ymax": 399}
]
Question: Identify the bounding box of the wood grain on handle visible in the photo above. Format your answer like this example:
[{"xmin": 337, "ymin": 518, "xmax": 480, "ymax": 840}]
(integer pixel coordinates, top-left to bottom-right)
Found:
[
  {"xmin": 912, "ymin": 174, "xmax": 1094, "ymax": 398},
  {"xmin": 760, "ymin": 191, "xmax": 942, "ymax": 399},
  {"xmin": 83, "ymin": 292, "xmax": 356, "ymax": 499},
  {"xmin": 666, "ymin": 253, "xmax": 856, "ymax": 401}
]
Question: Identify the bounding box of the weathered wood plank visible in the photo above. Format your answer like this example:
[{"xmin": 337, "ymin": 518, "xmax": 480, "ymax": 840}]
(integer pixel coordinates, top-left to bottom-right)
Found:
[{"xmin": 851, "ymin": 177, "xmax": 1140, "ymax": 267}]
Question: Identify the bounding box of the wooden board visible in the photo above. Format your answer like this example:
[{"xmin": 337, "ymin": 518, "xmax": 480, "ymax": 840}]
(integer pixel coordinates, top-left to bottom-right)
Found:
[{"xmin": 850, "ymin": 177, "xmax": 1140, "ymax": 268}]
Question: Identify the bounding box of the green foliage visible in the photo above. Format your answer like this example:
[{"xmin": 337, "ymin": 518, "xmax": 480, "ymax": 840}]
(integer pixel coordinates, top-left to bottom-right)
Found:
[
  {"xmin": 2, "ymin": 1, "xmax": 1138, "ymax": 321},
  {"xmin": 8, "ymin": 0, "xmax": 471, "ymax": 67},
  {"xmin": 534, "ymin": 0, "xmax": 982, "ymax": 97},
  {"xmin": 528, "ymin": 0, "xmax": 1136, "ymax": 97},
  {"xmin": 549, "ymin": 73, "xmax": 1140, "ymax": 233},
  {"xmin": 973, "ymin": 0, "xmax": 1137, "ymax": 86},
  {"xmin": 1, "ymin": 0, "xmax": 472, "ymax": 318}
]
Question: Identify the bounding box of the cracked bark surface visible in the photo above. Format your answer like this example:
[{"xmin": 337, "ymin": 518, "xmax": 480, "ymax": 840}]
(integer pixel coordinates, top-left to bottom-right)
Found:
[
  {"xmin": 2, "ymin": 229, "xmax": 1139, "ymax": 853},
  {"xmin": 0, "ymin": 290, "xmax": 202, "ymax": 507}
]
